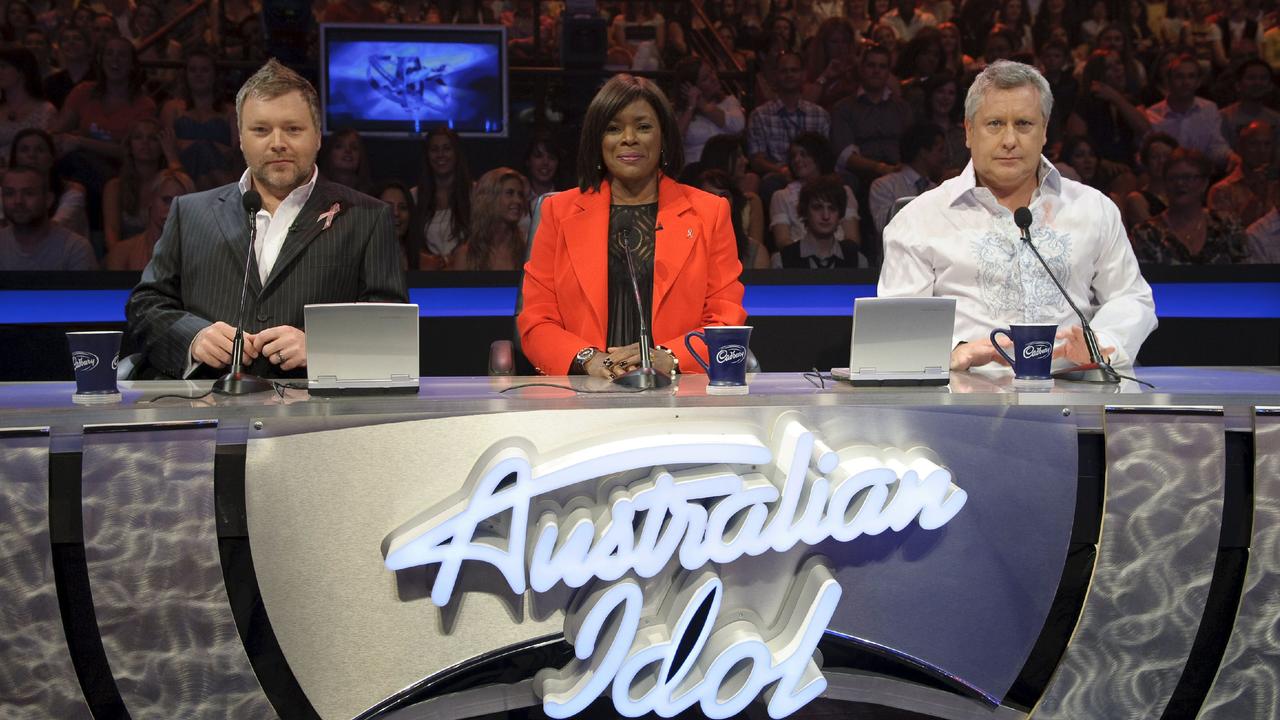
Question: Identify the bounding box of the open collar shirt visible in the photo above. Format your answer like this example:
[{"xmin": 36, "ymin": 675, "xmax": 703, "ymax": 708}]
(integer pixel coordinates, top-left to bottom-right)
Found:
[
  {"xmin": 877, "ymin": 157, "xmax": 1157, "ymax": 369},
  {"xmin": 238, "ymin": 167, "xmax": 319, "ymax": 284}
]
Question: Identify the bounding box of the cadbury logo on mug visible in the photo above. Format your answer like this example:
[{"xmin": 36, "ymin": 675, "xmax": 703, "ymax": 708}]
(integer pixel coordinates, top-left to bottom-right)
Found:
[
  {"xmin": 71, "ymin": 351, "xmax": 100, "ymax": 373},
  {"xmin": 716, "ymin": 345, "xmax": 747, "ymax": 365},
  {"xmin": 685, "ymin": 326, "xmax": 753, "ymax": 388},
  {"xmin": 990, "ymin": 323, "xmax": 1057, "ymax": 381},
  {"xmin": 1022, "ymin": 341, "xmax": 1053, "ymax": 361},
  {"xmin": 66, "ymin": 330, "xmax": 123, "ymax": 404}
]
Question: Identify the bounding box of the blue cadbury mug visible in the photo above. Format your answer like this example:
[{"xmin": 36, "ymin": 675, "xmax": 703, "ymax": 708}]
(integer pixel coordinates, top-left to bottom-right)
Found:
[
  {"xmin": 990, "ymin": 323, "xmax": 1057, "ymax": 380},
  {"xmin": 67, "ymin": 330, "xmax": 123, "ymax": 403},
  {"xmin": 684, "ymin": 325, "xmax": 752, "ymax": 386}
]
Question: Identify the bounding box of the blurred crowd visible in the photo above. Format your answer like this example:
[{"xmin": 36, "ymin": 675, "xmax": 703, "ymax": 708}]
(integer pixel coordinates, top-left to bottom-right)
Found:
[{"xmin": 2, "ymin": 0, "xmax": 1279, "ymax": 272}]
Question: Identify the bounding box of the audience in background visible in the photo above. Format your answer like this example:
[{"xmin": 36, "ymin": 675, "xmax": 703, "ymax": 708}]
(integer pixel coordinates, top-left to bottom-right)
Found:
[
  {"xmin": 160, "ymin": 50, "xmax": 237, "ymax": 190},
  {"xmin": 772, "ymin": 173, "xmax": 867, "ymax": 267},
  {"xmin": 1145, "ymin": 53, "xmax": 1232, "ymax": 170},
  {"xmin": 696, "ymin": 167, "xmax": 769, "ymax": 269},
  {"xmin": 921, "ymin": 72, "xmax": 968, "ymax": 174},
  {"xmin": 522, "ymin": 129, "xmax": 568, "ymax": 206},
  {"xmin": 769, "ymin": 131, "xmax": 860, "ymax": 250},
  {"xmin": 43, "ymin": 26, "xmax": 93, "ymax": 108},
  {"xmin": 0, "ymin": 46, "xmax": 56, "ymax": 169},
  {"xmin": 411, "ymin": 126, "xmax": 471, "ymax": 270},
  {"xmin": 1122, "ymin": 132, "xmax": 1180, "ymax": 230},
  {"xmin": 1219, "ymin": 57, "xmax": 1280, "ymax": 154},
  {"xmin": 104, "ymin": 168, "xmax": 192, "ymax": 270},
  {"xmin": 1, "ymin": 0, "xmax": 1279, "ymax": 275},
  {"xmin": 1209, "ymin": 119, "xmax": 1279, "ymax": 228},
  {"xmin": 832, "ymin": 43, "xmax": 912, "ymax": 181},
  {"xmin": 0, "ymin": 164, "xmax": 95, "ymax": 270},
  {"xmin": 675, "ymin": 58, "xmax": 746, "ymax": 163},
  {"xmin": 101, "ymin": 117, "xmax": 179, "ymax": 253},
  {"xmin": 450, "ymin": 167, "xmax": 527, "ymax": 271},
  {"xmin": 9, "ymin": 128, "xmax": 89, "ymax": 238},
  {"xmin": 376, "ymin": 180, "xmax": 420, "ymax": 271},
  {"xmin": 318, "ymin": 128, "xmax": 374, "ymax": 195},
  {"xmin": 868, "ymin": 122, "xmax": 945, "ymax": 234},
  {"xmin": 1057, "ymin": 133, "xmax": 1137, "ymax": 197},
  {"xmin": 1131, "ymin": 148, "xmax": 1251, "ymax": 264}
]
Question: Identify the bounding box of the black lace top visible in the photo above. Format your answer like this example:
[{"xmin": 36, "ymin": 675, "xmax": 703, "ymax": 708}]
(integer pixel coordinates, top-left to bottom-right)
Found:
[{"xmin": 606, "ymin": 202, "xmax": 658, "ymax": 348}]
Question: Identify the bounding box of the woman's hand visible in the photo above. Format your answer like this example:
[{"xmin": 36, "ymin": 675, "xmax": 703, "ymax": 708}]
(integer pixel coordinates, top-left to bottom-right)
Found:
[{"xmin": 599, "ymin": 343, "xmax": 675, "ymax": 376}]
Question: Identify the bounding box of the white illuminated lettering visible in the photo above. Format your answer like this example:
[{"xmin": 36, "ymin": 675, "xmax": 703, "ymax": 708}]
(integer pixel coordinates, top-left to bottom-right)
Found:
[{"xmin": 383, "ymin": 412, "xmax": 968, "ymax": 719}]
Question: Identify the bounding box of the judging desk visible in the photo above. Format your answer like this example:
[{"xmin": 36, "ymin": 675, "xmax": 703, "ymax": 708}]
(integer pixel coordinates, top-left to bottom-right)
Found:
[{"xmin": 1, "ymin": 369, "xmax": 1277, "ymax": 720}]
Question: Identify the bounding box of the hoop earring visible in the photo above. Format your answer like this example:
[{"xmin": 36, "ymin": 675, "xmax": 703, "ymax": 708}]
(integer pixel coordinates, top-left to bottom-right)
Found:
[
  {"xmin": 596, "ymin": 162, "xmax": 602, "ymax": 172},
  {"xmin": 661, "ymin": 151, "xmax": 667, "ymax": 168}
]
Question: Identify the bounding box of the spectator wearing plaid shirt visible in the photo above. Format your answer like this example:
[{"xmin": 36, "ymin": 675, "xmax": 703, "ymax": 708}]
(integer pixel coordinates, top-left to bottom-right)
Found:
[{"xmin": 746, "ymin": 51, "xmax": 830, "ymax": 205}]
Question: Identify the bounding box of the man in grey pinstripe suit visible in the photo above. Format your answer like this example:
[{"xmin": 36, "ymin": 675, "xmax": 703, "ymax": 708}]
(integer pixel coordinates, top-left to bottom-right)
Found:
[{"xmin": 126, "ymin": 59, "xmax": 408, "ymax": 380}]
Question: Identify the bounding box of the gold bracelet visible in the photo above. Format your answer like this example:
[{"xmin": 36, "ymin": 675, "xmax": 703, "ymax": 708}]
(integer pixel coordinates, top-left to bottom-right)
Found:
[{"xmin": 656, "ymin": 345, "xmax": 679, "ymax": 374}]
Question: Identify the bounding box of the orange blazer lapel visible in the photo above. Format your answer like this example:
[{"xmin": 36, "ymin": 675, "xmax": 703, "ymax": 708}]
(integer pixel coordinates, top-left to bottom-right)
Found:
[
  {"xmin": 560, "ymin": 183, "xmax": 610, "ymax": 337},
  {"xmin": 653, "ymin": 176, "xmax": 696, "ymax": 321}
]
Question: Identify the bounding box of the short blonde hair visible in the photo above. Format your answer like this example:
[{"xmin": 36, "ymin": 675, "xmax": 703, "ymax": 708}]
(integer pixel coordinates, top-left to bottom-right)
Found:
[{"xmin": 235, "ymin": 58, "xmax": 321, "ymax": 131}]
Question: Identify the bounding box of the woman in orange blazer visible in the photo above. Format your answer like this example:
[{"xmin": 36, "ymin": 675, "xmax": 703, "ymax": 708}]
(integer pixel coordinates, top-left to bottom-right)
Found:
[{"xmin": 518, "ymin": 74, "xmax": 747, "ymax": 377}]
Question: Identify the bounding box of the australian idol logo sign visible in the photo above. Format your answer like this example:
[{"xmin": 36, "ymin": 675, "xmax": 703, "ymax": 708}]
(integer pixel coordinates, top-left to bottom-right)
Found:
[
  {"xmin": 716, "ymin": 344, "xmax": 747, "ymax": 365},
  {"xmin": 1022, "ymin": 341, "xmax": 1053, "ymax": 360},
  {"xmin": 71, "ymin": 351, "xmax": 99, "ymax": 372},
  {"xmin": 383, "ymin": 413, "xmax": 968, "ymax": 718}
]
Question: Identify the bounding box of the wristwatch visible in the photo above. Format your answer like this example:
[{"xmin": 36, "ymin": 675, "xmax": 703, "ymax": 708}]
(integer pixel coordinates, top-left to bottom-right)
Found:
[{"xmin": 573, "ymin": 346, "xmax": 599, "ymax": 374}]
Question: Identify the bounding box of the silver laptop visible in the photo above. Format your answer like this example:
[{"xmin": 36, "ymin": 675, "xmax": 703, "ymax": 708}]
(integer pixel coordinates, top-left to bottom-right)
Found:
[
  {"xmin": 831, "ymin": 297, "xmax": 955, "ymax": 386},
  {"xmin": 305, "ymin": 303, "xmax": 420, "ymax": 395}
]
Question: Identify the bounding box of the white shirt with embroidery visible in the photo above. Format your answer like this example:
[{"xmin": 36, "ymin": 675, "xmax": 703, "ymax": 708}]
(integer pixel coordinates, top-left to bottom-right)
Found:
[{"xmin": 878, "ymin": 157, "xmax": 1157, "ymax": 369}]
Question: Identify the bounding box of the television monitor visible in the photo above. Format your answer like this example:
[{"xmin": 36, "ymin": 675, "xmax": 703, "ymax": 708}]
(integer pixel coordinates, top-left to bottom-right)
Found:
[{"xmin": 320, "ymin": 23, "xmax": 508, "ymax": 138}]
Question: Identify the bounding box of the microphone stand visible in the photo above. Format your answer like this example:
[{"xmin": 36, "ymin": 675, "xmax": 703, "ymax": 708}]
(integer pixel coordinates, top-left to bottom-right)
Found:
[
  {"xmin": 213, "ymin": 192, "xmax": 273, "ymax": 395},
  {"xmin": 1015, "ymin": 214, "xmax": 1120, "ymax": 384},
  {"xmin": 612, "ymin": 228, "xmax": 671, "ymax": 390}
]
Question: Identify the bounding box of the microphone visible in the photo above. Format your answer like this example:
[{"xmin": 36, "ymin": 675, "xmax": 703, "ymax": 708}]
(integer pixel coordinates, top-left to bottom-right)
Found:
[
  {"xmin": 612, "ymin": 227, "xmax": 671, "ymax": 390},
  {"xmin": 1013, "ymin": 207, "xmax": 1119, "ymax": 383},
  {"xmin": 213, "ymin": 190, "xmax": 274, "ymax": 395}
]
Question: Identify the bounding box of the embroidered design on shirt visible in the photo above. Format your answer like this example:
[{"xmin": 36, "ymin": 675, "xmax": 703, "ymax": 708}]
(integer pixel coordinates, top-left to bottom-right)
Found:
[{"xmin": 971, "ymin": 212, "xmax": 1071, "ymax": 322}]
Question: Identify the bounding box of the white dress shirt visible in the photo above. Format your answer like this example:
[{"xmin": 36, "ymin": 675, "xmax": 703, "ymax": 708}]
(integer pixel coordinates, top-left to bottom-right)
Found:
[
  {"xmin": 878, "ymin": 157, "xmax": 1157, "ymax": 369},
  {"xmin": 239, "ymin": 167, "xmax": 319, "ymax": 284}
]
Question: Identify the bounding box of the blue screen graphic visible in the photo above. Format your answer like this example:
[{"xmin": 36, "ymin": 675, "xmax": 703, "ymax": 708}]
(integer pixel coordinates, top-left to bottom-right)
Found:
[{"xmin": 326, "ymin": 39, "xmax": 503, "ymax": 135}]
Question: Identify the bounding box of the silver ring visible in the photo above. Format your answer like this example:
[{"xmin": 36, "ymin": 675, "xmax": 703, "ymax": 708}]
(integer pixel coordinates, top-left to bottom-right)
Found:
[{"xmin": 275, "ymin": 351, "xmax": 284, "ymax": 364}]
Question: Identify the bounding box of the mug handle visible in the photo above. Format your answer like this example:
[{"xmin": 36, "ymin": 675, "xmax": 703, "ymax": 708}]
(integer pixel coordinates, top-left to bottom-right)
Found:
[
  {"xmin": 683, "ymin": 331, "xmax": 711, "ymax": 372},
  {"xmin": 989, "ymin": 328, "xmax": 1017, "ymax": 367}
]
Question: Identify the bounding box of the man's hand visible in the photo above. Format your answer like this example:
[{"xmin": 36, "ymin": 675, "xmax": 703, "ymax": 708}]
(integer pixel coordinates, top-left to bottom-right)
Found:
[
  {"xmin": 192, "ymin": 321, "xmax": 256, "ymax": 368},
  {"xmin": 253, "ymin": 325, "xmax": 307, "ymax": 371},
  {"xmin": 1055, "ymin": 325, "xmax": 1115, "ymax": 365},
  {"xmin": 950, "ymin": 337, "xmax": 1012, "ymax": 371}
]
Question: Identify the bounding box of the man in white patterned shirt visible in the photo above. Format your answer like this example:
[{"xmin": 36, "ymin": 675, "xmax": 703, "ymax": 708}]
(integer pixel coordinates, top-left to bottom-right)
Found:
[{"xmin": 879, "ymin": 60, "xmax": 1156, "ymax": 372}]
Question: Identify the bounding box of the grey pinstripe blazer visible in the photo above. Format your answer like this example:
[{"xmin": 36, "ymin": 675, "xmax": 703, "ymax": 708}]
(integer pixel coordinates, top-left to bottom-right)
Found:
[{"xmin": 125, "ymin": 177, "xmax": 409, "ymax": 379}]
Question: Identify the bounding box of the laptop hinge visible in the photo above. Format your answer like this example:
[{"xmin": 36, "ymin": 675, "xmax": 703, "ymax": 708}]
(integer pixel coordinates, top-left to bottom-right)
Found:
[
  {"xmin": 925, "ymin": 366, "xmax": 945, "ymax": 373},
  {"xmin": 316, "ymin": 375, "xmax": 338, "ymax": 383},
  {"xmin": 391, "ymin": 374, "xmax": 413, "ymax": 380},
  {"xmin": 857, "ymin": 368, "xmax": 876, "ymax": 374}
]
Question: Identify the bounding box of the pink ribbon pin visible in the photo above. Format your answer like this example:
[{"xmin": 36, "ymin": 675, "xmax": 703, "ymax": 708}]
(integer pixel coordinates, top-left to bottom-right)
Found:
[{"xmin": 317, "ymin": 202, "xmax": 341, "ymax": 230}]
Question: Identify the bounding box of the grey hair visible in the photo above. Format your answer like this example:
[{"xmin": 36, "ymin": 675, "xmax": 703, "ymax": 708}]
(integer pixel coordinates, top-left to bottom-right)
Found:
[
  {"xmin": 963, "ymin": 60, "xmax": 1053, "ymax": 125},
  {"xmin": 235, "ymin": 58, "xmax": 321, "ymax": 132}
]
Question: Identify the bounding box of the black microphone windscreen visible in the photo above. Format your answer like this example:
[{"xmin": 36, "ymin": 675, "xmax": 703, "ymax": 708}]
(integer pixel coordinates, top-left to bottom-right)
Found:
[
  {"xmin": 242, "ymin": 190, "xmax": 262, "ymax": 215},
  {"xmin": 1014, "ymin": 206, "xmax": 1033, "ymax": 230}
]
